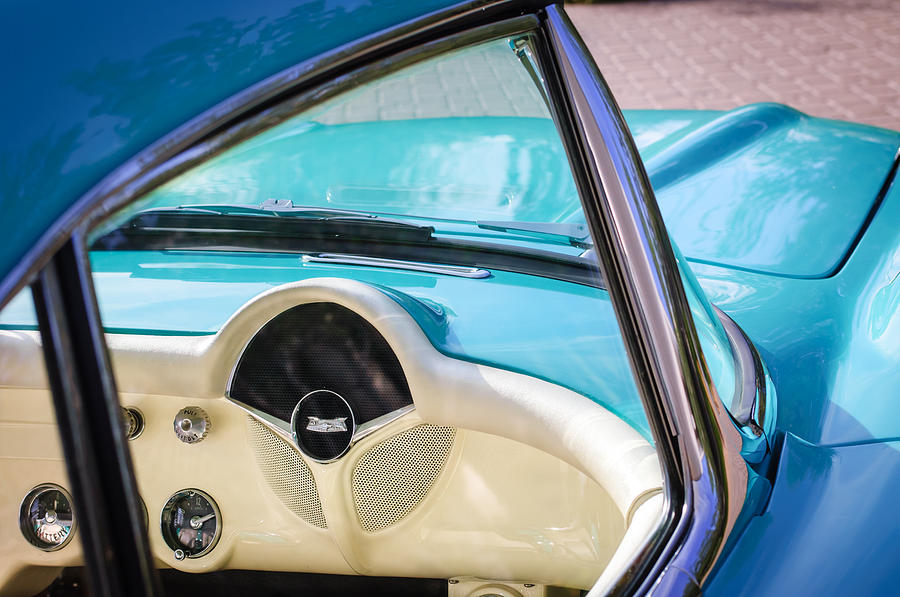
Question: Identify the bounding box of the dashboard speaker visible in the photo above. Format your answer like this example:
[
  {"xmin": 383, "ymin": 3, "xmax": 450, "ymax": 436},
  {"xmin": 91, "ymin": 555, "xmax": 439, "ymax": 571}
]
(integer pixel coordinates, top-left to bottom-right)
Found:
[
  {"xmin": 352, "ymin": 424, "xmax": 456, "ymax": 532},
  {"xmin": 247, "ymin": 416, "xmax": 327, "ymax": 529}
]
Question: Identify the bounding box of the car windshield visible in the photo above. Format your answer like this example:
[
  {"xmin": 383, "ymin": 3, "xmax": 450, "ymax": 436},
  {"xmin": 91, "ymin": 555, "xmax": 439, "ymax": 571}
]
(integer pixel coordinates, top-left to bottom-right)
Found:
[{"xmin": 90, "ymin": 38, "xmax": 589, "ymax": 263}]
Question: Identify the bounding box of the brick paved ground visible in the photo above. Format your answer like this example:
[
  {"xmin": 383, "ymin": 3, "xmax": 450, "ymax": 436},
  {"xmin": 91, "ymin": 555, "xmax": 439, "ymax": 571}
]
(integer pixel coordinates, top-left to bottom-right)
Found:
[{"xmin": 567, "ymin": 0, "xmax": 900, "ymax": 131}]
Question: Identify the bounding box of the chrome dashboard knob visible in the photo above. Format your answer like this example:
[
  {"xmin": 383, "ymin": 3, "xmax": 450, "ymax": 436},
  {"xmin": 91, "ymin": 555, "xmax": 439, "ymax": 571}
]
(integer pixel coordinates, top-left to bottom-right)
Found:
[
  {"xmin": 173, "ymin": 407, "xmax": 210, "ymax": 444},
  {"xmin": 121, "ymin": 407, "xmax": 144, "ymax": 440}
]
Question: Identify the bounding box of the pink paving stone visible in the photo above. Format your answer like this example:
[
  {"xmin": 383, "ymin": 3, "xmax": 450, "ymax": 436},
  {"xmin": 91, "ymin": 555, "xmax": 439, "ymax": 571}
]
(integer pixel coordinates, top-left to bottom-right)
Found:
[{"xmin": 567, "ymin": 0, "xmax": 900, "ymax": 131}]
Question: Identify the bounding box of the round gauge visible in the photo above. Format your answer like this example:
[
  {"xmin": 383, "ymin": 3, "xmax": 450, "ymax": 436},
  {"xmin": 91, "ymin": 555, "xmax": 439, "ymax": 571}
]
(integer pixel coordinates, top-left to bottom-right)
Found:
[
  {"xmin": 19, "ymin": 484, "xmax": 77, "ymax": 551},
  {"xmin": 160, "ymin": 489, "xmax": 221, "ymax": 559}
]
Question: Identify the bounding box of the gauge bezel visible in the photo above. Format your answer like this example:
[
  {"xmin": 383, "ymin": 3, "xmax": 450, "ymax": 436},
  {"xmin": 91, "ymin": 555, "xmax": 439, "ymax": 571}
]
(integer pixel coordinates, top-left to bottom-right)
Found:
[
  {"xmin": 139, "ymin": 496, "xmax": 149, "ymax": 530},
  {"xmin": 19, "ymin": 483, "xmax": 77, "ymax": 552},
  {"xmin": 122, "ymin": 406, "xmax": 145, "ymax": 441},
  {"xmin": 159, "ymin": 488, "xmax": 222, "ymax": 559}
]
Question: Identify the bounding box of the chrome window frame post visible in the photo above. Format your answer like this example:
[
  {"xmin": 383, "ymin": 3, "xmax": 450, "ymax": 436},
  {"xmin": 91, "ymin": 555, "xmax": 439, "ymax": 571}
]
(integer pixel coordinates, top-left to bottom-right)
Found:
[{"xmin": 540, "ymin": 5, "xmax": 748, "ymax": 594}]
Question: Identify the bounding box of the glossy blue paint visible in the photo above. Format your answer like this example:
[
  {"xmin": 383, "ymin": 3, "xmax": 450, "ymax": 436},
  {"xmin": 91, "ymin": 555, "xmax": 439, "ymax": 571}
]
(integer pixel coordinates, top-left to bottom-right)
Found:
[
  {"xmin": 0, "ymin": 0, "xmax": 460, "ymax": 286},
  {"xmin": 631, "ymin": 104, "xmax": 900, "ymax": 278},
  {"xmin": 707, "ymin": 433, "xmax": 900, "ymax": 595},
  {"xmin": 112, "ymin": 103, "xmax": 900, "ymax": 278},
  {"xmin": 694, "ymin": 165, "xmax": 900, "ymax": 446}
]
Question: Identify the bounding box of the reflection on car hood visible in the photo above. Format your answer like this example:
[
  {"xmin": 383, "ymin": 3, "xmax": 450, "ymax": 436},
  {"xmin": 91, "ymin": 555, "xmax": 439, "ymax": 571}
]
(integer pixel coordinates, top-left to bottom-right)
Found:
[
  {"xmin": 628, "ymin": 103, "xmax": 900, "ymax": 278},
  {"xmin": 134, "ymin": 116, "xmax": 581, "ymax": 226},
  {"xmin": 138, "ymin": 104, "xmax": 900, "ymax": 277}
]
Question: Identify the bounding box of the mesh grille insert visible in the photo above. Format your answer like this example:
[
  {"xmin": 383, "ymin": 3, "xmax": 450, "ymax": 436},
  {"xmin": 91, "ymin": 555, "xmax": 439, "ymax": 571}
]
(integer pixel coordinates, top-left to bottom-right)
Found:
[
  {"xmin": 247, "ymin": 416, "xmax": 327, "ymax": 529},
  {"xmin": 352, "ymin": 425, "xmax": 456, "ymax": 533}
]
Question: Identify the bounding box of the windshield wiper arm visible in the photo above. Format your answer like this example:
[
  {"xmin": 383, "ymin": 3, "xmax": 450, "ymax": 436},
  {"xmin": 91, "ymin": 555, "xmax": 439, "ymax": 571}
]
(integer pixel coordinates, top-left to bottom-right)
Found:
[{"xmin": 476, "ymin": 220, "xmax": 591, "ymax": 248}]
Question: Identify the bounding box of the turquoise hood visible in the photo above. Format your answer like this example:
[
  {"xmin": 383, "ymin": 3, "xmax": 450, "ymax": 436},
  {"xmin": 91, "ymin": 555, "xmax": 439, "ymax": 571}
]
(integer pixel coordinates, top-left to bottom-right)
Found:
[
  {"xmin": 632, "ymin": 103, "xmax": 899, "ymax": 278},
  {"xmin": 129, "ymin": 103, "xmax": 900, "ymax": 279}
]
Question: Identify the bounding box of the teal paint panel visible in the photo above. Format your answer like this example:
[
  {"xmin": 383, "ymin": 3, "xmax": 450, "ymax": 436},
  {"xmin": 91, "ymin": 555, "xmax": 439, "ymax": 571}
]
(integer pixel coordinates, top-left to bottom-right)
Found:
[
  {"xmin": 707, "ymin": 434, "xmax": 900, "ymax": 595},
  {"xmin": 624, "ymin": 104, "xmax": 900, "ymax": 278},
  {"xmin": 0, "ymin": 0, "xmax": 460, "ymax": 286},
  {"xmin": 695, "ymin": 164, "xmax": 900, "ymax": 446},
  {"xmin": 624, "ymin": 109, "xmax": 722, "ymax": 162}
]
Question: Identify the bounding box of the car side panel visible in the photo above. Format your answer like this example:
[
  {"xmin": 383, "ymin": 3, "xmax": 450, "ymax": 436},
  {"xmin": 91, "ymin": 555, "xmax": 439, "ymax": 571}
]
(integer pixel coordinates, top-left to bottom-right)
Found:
[
  {"xmin": 630, "ymin": 104, "xmax": 900, "ymax": 278},
  {"xmin": 694, "ymin": 166, "xmax": 900, "ymax": 446},
  {"xmin": 707, "ymin": 433, "xmax": 900, "ymax": 595}
]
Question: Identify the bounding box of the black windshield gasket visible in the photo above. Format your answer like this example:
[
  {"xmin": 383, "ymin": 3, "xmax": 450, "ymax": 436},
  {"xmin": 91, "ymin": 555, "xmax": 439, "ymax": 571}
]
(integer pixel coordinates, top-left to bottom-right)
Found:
[
  {"xmin": 120, "ymin": 210, "xmax": 435, "ymax": 243},
  {"xmin": 90, "ymin": 226, "xmax": 605, "ymax": 290}
]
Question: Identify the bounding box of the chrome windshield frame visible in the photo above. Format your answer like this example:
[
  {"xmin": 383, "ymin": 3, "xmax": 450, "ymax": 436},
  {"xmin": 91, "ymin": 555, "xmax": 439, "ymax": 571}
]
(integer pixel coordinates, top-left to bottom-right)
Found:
[{"xmin": 539, "ymin": 5, "xmax": 748, "ymax": 594}]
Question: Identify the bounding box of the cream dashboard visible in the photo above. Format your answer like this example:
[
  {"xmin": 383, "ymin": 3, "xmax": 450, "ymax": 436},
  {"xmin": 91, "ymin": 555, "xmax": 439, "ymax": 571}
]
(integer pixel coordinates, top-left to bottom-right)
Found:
[{"xmin": 0, "ymin": 278, "xmax": 663, "ymax": 596}]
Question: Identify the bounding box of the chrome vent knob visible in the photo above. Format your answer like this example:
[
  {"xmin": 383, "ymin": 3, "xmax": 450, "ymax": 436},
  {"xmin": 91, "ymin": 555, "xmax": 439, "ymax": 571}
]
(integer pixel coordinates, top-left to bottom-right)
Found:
[
  {"xmin": 121, "ymin": 407, "xmax": 144, "ymax": 440},
  {"xmin": 173, "ymin": 407, "xmax": 210, "ymax": 444}
]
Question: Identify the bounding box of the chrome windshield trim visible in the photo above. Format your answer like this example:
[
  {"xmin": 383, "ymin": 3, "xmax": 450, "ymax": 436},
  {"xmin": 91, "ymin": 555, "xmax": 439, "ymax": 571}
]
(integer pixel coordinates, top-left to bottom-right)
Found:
[
  {"xmin": 542, "ymin": 6, "xmax": 748, "ymax": 594},
  {"xmin": 715, "ymin": 306, "xmax": 766, "ymax": 437},
  {"xmin": 302, "ymin": 254, "xmax": 491, "ymax": 279}
]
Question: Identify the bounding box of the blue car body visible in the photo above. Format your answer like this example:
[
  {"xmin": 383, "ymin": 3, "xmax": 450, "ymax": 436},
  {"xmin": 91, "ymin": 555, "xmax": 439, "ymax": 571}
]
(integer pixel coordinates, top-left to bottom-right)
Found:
[{"xmin": 2, "ymin": 0, "xmax": 899, "ymax": 594}]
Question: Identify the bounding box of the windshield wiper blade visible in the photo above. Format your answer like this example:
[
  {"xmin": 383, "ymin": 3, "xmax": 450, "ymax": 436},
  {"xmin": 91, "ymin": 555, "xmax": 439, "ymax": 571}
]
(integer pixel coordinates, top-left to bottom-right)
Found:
[
  {"xmin": 476, "ymin": 220, "xmax": 591, "ymax": 248},
  {"xmin": 164, "ymin": 200, "xmax": 379, "ymax": 219},
  {"xmin": 97, "ymin": 205, "xmax": 434, "ymax": 246}
]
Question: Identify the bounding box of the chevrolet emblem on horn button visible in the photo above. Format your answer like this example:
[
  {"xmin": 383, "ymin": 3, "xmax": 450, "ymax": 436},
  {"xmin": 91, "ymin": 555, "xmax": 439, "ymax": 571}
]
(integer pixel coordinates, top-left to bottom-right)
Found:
[
  {"xmin": 291, "ymin": 389, "xmax": 356, "ymax": 461},
  {"xmin": 306, "ymin": 416, "xmax": 348, "ymax": 433}
]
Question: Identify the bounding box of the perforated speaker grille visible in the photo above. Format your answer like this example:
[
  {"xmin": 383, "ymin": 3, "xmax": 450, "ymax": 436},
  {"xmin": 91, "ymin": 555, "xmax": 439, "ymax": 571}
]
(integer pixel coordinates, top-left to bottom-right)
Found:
[
  {"xmin": 352, "ymin": 425, "xmax": 456, "ymax": 533},
  {"xmin": 247, "ymin": 417, "xmax": 327, "ymax": 529}
]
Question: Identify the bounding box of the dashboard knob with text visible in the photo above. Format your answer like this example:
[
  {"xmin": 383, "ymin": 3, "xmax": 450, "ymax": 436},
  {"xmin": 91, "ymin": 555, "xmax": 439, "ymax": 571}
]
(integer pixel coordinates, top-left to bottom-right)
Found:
[{"xmin": 173, "ymin": 406, "xmax": 211, "ymax": 444}]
